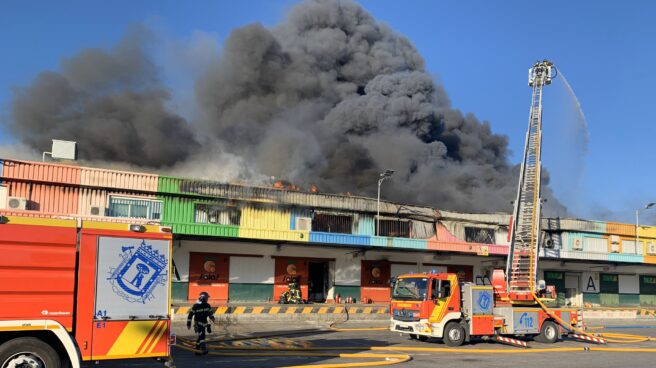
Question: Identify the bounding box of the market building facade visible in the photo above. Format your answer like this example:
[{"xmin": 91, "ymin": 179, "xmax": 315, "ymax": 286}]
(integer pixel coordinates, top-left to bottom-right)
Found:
[{"xmin": 1, "ymin": 158, "xmax": 656, "ymax": 307}]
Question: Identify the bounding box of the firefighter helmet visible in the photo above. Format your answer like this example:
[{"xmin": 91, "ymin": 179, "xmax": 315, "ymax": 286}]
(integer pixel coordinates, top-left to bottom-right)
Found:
[{"xmin": 199, "ymin": 291, "xmax": 210, "ymax": 302}]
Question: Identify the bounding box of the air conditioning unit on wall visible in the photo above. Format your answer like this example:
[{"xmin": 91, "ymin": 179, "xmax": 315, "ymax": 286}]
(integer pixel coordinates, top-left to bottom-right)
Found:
[
  {"xmin": 647, "ymin": 242, "xmax": 656, "ymax": 256},
  {"xmin": 89, "ymin": 206, "xmax": 103, "ymax": 216},
  {"xmin": 295, "ymin": 217, "xmax": 312, "ymax": 231},
  {"xmin": 609, "ymin": 235, "xmax": 621, "ymax": 253},
  {"xmin": 7, "ymin": 196, "xmax": 27, "ymax": 210}
]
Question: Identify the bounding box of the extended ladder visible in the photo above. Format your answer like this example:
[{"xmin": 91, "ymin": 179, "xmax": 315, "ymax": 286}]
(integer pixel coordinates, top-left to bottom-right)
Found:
[{"xmin": 506, "ymin": 60, "xmax": 555, "ymax": 301}]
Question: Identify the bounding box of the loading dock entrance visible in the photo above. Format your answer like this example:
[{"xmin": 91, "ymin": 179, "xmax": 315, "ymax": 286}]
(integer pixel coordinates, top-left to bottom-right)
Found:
[{"xmin": 308, "ymin": 261, "xmax": 329, "ymax": 302}]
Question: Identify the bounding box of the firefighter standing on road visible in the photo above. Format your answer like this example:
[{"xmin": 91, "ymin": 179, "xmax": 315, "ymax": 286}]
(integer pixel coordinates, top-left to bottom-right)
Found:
[{"xmin": 187, "ymin": 291, "xmax": 215, "ymax": 355}]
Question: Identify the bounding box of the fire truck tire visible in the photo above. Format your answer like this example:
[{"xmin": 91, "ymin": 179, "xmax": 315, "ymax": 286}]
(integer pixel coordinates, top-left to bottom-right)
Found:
[
  {"xmin": 0, "ymin": 337, "xmax": 61, "ymax": 368},
  {"xmin": 443, "ymin": 322, "xmax": 466, "ymax": 347},
  {"xmin": 535, "ymin": 320, "xmax": 560, "ymax": 344}
]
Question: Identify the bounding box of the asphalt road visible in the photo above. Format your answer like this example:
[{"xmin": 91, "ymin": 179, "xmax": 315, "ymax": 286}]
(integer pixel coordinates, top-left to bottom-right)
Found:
[{"xmin": 83, "ymin": 321, "xmax": 656, "ymax": 368}]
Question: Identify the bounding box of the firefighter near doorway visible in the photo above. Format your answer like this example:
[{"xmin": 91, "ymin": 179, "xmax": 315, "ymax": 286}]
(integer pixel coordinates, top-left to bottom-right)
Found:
[{"xmin": 187, "ymin": 291, "xmax": 216, "ymax": 355}]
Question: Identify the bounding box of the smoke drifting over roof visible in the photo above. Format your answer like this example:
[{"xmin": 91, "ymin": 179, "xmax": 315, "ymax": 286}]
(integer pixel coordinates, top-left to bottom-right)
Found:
[
  {"xmin": 8, "ymin": 26, "xmax": 199, "ymax": 167},
  {"xmin": 4, "ymin": 0, "xmax": 565, "ymax": 215}
]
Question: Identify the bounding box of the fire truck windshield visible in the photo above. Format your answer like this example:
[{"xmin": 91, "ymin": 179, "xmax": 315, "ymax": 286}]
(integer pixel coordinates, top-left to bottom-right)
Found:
[{"xmin": 392, "ymin": 277, "xmax": 428, "ymax": 300}]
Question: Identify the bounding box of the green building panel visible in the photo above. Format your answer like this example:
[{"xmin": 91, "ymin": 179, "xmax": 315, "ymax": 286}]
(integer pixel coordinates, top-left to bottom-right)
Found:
[
  {"xmin": 639, "ymin": 294, "xmax": 656, "ymax": 306},
  {"xmin": 229, "ymin": 284, "xmax": 274, "ymax": 302},
  {"xmin": 640, "ymin": 275, "xmax": 656, "ymax": 295},
  {"xmin": 334, "ymin": 286, "xmax": 361, "ymax": 302},
  {"xmin": 583, "ymin": 293, "xmax": 601, "ymax": 305},
  {"xmin": 544, "ymin": 271, "xmax": 566, "ymax": 306},
  {"xmin": 600, "ymin": 274, "xmax": 619, "ymax": 294},
  {"xmin": 618, "ymin": 294, "xmax": 640, "ymax": 306},
  {"xmin": 599, "ymin": 293, "xmax": 620, "ymax": 306},
  {"xmin": 172, "ymin": 282, "xmax": 189, "ymax": 302}
]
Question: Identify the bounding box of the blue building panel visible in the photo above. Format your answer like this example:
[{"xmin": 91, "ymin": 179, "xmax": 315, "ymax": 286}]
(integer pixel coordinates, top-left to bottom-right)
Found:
[
  {"xmin": 369, "ymin": 236, "xmax": 426, "ymax": 250},
  {"xmin": 309, "ymin": 232, "xmax": 370, "ymax": 246},
  {"xmin": 608, "ymin": 254, "xmax": 644, "ymax": 263}
]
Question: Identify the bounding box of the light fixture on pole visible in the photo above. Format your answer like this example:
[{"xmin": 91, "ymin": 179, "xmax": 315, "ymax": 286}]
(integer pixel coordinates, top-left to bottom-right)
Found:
[
  {"xmin": 376, "ymin": 169, "xmax": 395, "ymax": 236},
  {"xmin": 636, "ymin": 202, "xmax": 655, "ymax": 250}
]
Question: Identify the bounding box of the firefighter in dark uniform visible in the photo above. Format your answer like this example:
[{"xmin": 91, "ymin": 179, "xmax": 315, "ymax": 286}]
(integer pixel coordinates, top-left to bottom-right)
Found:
[{"xmin": 187, "ymin": 291, "xmax": 215, "ymax": 355}]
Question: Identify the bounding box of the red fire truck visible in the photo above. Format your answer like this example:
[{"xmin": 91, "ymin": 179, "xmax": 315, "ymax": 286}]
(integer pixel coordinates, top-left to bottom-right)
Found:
[
  {"xmin": 390, "ymin": 61, "xmax": 593, "ymax": 347},
  {"xmin": 390, "ymin": 271, "xmax": 581, "ymax": 346},
  {"xmin": 0, "ymin": 214, "xmax": 173, "ymax": 368}
]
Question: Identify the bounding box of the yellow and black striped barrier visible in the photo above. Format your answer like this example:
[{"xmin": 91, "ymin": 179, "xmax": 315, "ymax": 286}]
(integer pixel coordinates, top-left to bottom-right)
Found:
[
  {"xmin": 174, "ymin": 305, "xmax": 389, "ymax": 316},
  {"xmin": 639, "ymin": 309, "xmax": 656, "ymax": 317}
]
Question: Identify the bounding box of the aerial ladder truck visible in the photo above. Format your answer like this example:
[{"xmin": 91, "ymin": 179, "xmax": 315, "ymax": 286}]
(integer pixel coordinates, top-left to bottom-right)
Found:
[{"xmin": 390, "ymin": 60, "xmax": 599, "ymax": 347}]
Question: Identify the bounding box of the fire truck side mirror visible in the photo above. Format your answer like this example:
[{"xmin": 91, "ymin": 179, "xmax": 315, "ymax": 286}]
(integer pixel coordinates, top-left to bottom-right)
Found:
[{"xmin": 389, "ymin": 277, "xmax": 396, "ymax": 287}]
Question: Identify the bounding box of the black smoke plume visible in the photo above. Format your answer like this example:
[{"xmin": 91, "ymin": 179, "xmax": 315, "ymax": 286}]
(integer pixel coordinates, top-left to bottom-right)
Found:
[
  {"xmin": 5, "ymin": 0, "xmax": 565, "ymax": 215},
  {"xmin": 7, "ymin": 26, "xmax": 198, "ymax": 167}
]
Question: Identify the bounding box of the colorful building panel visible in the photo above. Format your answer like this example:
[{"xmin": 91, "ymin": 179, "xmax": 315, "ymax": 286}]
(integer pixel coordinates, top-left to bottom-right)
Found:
[{"xmin": 4, "ymin": 158, "xmax": 656, "ymax": 307}]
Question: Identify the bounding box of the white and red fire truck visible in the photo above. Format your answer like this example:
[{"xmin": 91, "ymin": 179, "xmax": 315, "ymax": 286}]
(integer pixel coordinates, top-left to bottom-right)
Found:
[
  {"xmin": 391, "ymin": 60, "xmax": 589, "ymax": 347},
  {"xmin": 0, "ymin": 215, "xmax": 173, "ymax": 367}
]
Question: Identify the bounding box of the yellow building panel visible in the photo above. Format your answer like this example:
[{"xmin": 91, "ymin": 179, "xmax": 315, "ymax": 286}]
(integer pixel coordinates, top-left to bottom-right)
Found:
[
  {"xmin": 240, "ymin": 228, "xmax": 309, "ymax": 242},
  {"xmin": 1, "ymin": 215, "xmax": 76, "ymax": 228},
  {"xmin": 240, "ymin": 206, "xmax": 291, "ymax": 231}
]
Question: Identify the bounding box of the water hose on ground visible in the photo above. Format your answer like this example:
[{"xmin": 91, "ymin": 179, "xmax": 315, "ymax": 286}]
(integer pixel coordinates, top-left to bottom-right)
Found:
[
  {"xmin": 531, "ymin": 292, "xmax": 654, "ymax": 343},
  {"xmin": 328, "ymin": 306, "xmax": 389, "ymax": 332},
  {"xmin": 175, "ymin": 338, "xmax": 411, "ymax": 367}
]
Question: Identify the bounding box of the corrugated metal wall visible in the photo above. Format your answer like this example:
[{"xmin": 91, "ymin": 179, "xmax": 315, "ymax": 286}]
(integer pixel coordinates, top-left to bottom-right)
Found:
[
  {"xmin": 157, "ymin": 175, "xmax": 435, "ymax": 216},
  {"xmin": 1, "ymin": 160, "xmax": 81, "ymax": 185},
  {"xmin": 80, "ymin": 167, "xmax": 158, "ymax": 192},
  {"xmin": 606, "ymin": 222, "xmax": 635, "ymax": 237},
  {"xmin": 4, "ymin": 182, "xmax": 79, "ymax": 214},
  {"xmin": 78, "ymin": 188, "xmax": 108, "ymax": 216},
  {"xmin": 240, "ymin": 205, "xmax": 291, "ymax": 230}
]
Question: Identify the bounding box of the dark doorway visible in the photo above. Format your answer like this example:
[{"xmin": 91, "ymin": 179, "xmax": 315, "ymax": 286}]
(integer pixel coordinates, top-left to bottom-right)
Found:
[{"xmin": 308, "ymin": 261, "xmax": 329, "ymax": 302}]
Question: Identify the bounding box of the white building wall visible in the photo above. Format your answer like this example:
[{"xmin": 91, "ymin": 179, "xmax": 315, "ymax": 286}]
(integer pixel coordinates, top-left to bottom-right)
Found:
[
  {"xmin": 391, "ymin": 263, "xmax": 419, "ymax": 277},
  {"xmin": 335, "ymin": 257, "xmax": 360, "ymax": 286},
  {"xmin": 230, "ymin": 257, "xmax": 275, "ymax": 284},
  {"xmin": 619, "ymin": 274, "xmax": 639, "ymax": 294}
]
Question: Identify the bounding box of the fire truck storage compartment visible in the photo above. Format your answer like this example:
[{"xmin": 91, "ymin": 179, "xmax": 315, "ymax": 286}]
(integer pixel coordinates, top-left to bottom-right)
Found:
[
  {"xmin": 494, "ymin": 307, "xmax": 540, "ymax": 334},
  {"xmin": 461, "ymin": 283, "xmax": 494, "ymax": 335},
  {"xmin": 90, "ymin": 235, "xmax": 171, "ymax": 359}
]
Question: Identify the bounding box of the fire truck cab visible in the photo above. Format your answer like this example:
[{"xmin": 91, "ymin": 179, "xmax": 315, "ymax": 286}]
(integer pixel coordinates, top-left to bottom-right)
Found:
[
  {"xmin": 390, "ymin": 272, "xmax": 580, "ymax": 346},
  {"xmin": 0, "ymin": 215, "xmax": 173, "ymax": 368}
]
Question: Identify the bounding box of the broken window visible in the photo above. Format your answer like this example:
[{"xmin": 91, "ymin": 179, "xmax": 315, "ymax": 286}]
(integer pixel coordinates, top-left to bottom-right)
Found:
[
  {"xmin": 312, "ymin": 213, "xmax": 353, "ymax": 234},
  {"xmin": 195, "ymin": 203, "xmax": 241, "ymax": 225},
  {"xmin": 464, "ymin": 227, "xmax": 495, "ymax": 244},
  {"xmin": 376, "ymin": 218, "xmax": 411, "ymax": 238}
]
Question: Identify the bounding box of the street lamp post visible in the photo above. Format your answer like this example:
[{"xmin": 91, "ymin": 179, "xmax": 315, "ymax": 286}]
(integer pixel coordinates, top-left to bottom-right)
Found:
[
  {"xmin": 376, "ymin": 170, "xmax": 395, "ymax": 236},
  {"xmin": 636, "ymin": 202, "xmax": 655, "ymax": 251}
]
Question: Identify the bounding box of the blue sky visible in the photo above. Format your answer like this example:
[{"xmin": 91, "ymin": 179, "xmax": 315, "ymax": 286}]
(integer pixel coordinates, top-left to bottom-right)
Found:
[{"xmin": 1, "ymin": 0, "xmax": 655, "ymax": 223}]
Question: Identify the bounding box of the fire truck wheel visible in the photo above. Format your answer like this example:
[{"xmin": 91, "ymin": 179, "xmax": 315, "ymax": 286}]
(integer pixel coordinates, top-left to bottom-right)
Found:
[
  {"xmin": 443, "ymin": 322, "xmax": 466, "ymax": 347},
  {"xmin": 535, "ymin": 320, "xmax": 560, "ymax": 343},
  {"xmin": 0, "ymin": 337, "xmax": 61, "ymax": 368}
]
